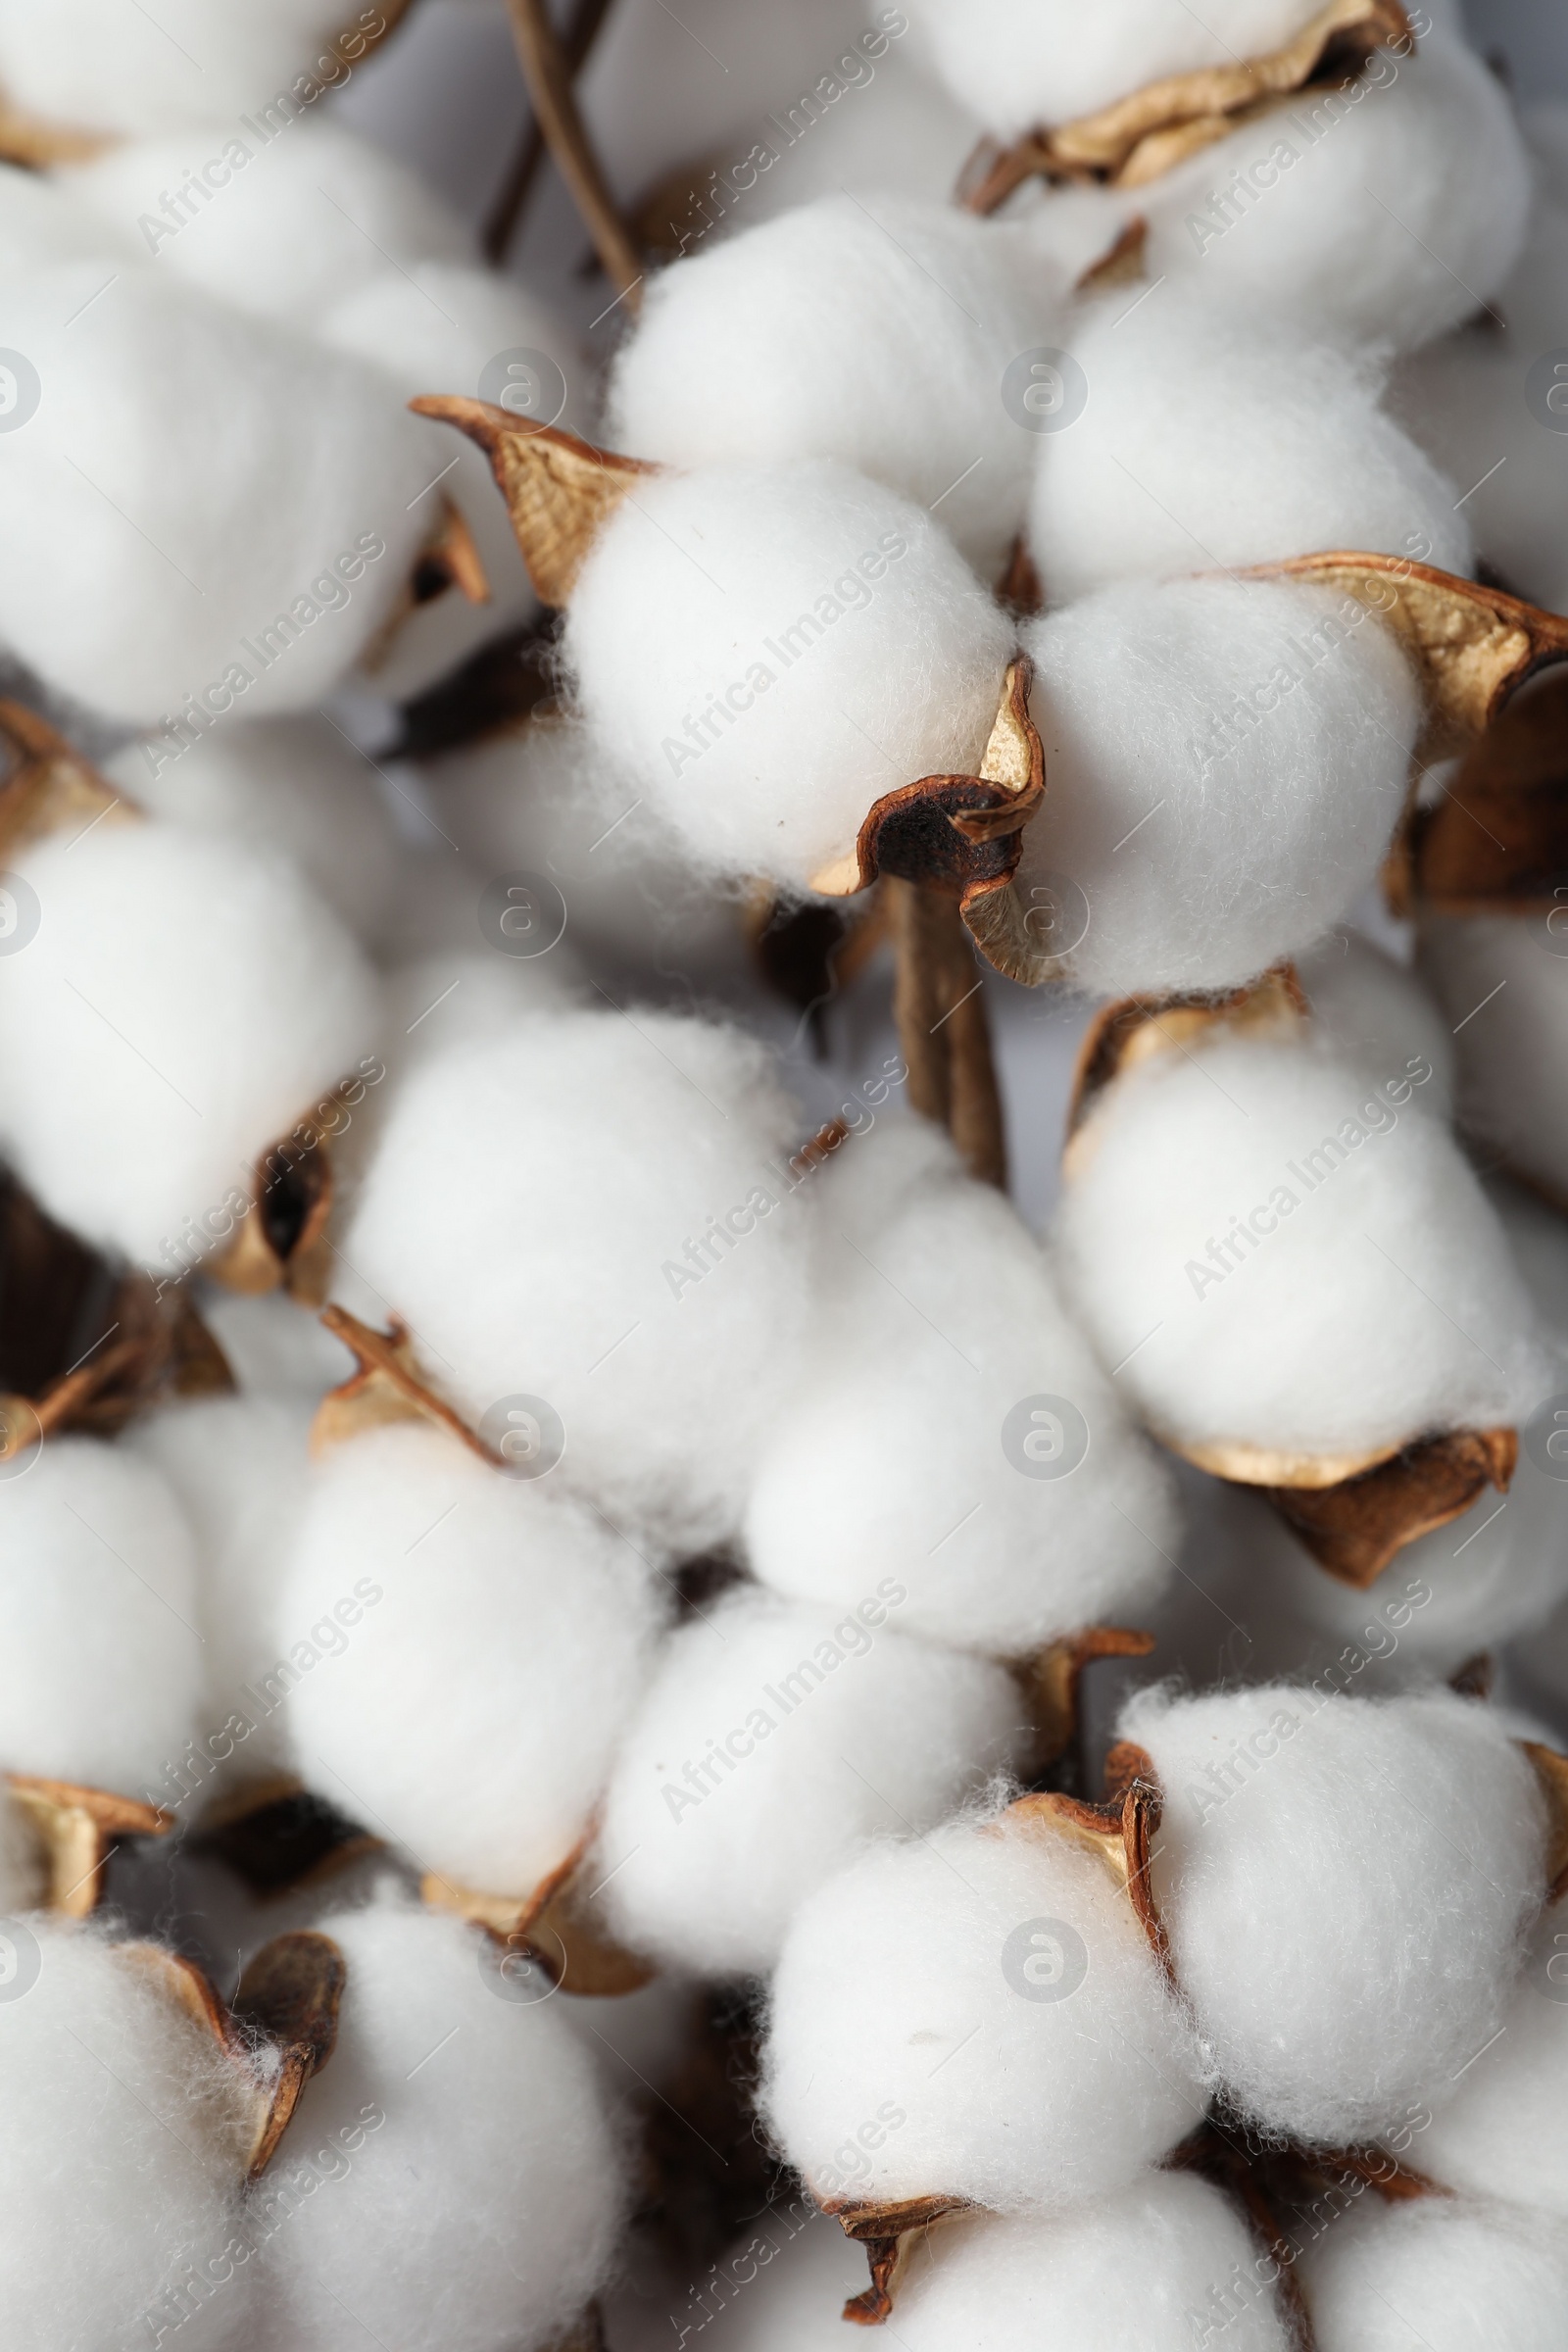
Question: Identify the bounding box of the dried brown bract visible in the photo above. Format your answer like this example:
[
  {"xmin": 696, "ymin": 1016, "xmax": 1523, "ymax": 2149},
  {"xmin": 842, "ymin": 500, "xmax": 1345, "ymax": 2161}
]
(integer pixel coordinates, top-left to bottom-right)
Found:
[
  {"xmin": 309, "ymin": 1305, "xmax": 502, "ymax": 1464},
  {"xmin": 1410, "ymin": 663, "xmax": 1568, "ymax": 914},
  {"xmin": 7, "ymin": 1775, "xmax": 172, "ymax": 1916},
  {"xmin": 423, "ymin": 1833, "xmax": 654, "ymax": 1997},
  {"xmin": 1020, "ymin": 1627, "xmax": 1156, "ymax": 1775}
]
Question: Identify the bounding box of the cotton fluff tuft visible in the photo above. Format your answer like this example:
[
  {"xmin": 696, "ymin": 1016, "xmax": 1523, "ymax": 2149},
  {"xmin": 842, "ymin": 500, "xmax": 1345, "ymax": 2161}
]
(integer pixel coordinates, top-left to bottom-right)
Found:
[
  {"xmin": 199, "ymin": 1292, "xmax": 357, "ymax": 1405},
  {"xmin": 564, "ymin": 461, "xmax": 1014, "ymax": 891},
  {"xmin": 0, "ymin": 823, "xmax": 380, "ymax": 1270},
  {"xmin": 64, "ymin": 120, "xmax": 472, "ymax": 326},
  {"xmin": 0, "ymin": 2, "xmax": 383, "ymax": 136},
  {"xmin": 1028, "ymin": 296, "xmax": 1471, "ymax": 604},
  {"xmin": 1122, "ymin": 1684, "xmax": 1546, "ymax": 2143},
  {"xmin": 608, "ymin": 197, "xmax": 1070, "ymax": 579},
  {"xmin": 907, "ymin": 0, "xmax": 1322, "ymax": 136},
  {"xmin": 0, "ymin": 1921, "xmax": 256, "ymax": 2351},
  {"xmin": 279, "ymin": 1425, "xmax": 668, "ymax": 1895},
  {"xmin": 0, "ymin": 270, "xmax": 433, "ymax": 725},
  {"xmin": 762, "ymin": 1803, "xmax": 1208, "ymax": 2212},
  {"xmin": 106, "ymin": 717, "xmax": 401, "ymax": 942},
  {"xmin": 1054, "ymin": 1033, "xmax": 1548, "ymax": 1460},
  {"xmin": 1297, "ymin": 929, "xmax": 1455, "ymax": 1115},
  {"xmin": 1417, "ymin": 1899, "xmax": 1568, "ymax": 2215},
  {"xmin": 889, "ymin": 2175, "xmax": 1293, "ymax": 2350},
  {"xmin": 743, "ymin": 1121, "xmax": 1178, "ymax": 1654},
  {"xmin": 343, "ymin": 1010, "xmax": 813, "ymax": 1551},
  {"xmin": 1417, "ymin": 914, "xmax": 1568, "ymax": 1206},
  {"xmin": 248, "ymin": 1898, "xmax": 628, "ymax": 2352},
  {"xmin": 593, "ymin": 1584, "xmax": 1025, "ymax": 1977},
  {"xmin": 1300, "ymin": 2195, "xmax": 1568, "ymax": 2352},
  {"xmin": 1016, "ymin": 578, "xmax": 1419, "ymax": 998},
  {"xmin": 0, "ymin": 1437, "xmax": 202, "ymax": 1791}
]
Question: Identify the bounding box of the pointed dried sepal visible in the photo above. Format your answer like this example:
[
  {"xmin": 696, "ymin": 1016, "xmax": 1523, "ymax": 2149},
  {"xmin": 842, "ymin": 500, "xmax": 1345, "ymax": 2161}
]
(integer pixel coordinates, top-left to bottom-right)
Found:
[
  {"xmin": 359, "ymin": 494, "xmax": 492, "ymax": 676},
  {"xmin": 0, "ymin": 89, "xmax": 113, "ymax": 168},
  {"xmin": 1064, "ymin": 965, "xmax": 1309, "ymax": 1177},
  {"xmin": 310, "ymin": 1305, "xmax": 504, "ymax": 1466},
  {"xmin": 1004, "ymin": 1744, "xmax": 1170, "ymax": 1978},
  {"xmin": 1261, "ymin": 1427, "xmax": 1518, "ymax": 1588},
  {"xmin": 411, "ymin": 400, "xmax": 661, "ymax": 608},
  {"xmin": 1411, "ymin": 665, "xmax": 1568, "ymax": 914},
  {"xmin": 1023, "ymin": 1628, "xmax": 1156, "ymax": 1769},
  {"xmin": 827, "ymin": 2195, "xmax": 973, "ymax": 2327},
  {"xmin": 6, "ymin": 1775, "xmax": 172, "ymax": 1916},
  {"xmin": 958, "ymin": 0, "xmax": 1411, "ymax": 210},
  {"xmin": 422, "ymin": 1838, "xmax": 656, "ymax": 1997},
  {"xmin": 1245, "ymin": 555, "xmax": 1568, "ymax": 760},
  {"xmin": 231, "ymin": 1931, "xmax": 348, "ymax": 2177},
  {"xmin": 1522, "ymin": 1740, "xmax": 1568, "ymax": 1906},
  {"xmin": 1075, "ymin": 217, "xmax": 1151, "ymax": 293},
  {"xmin": 206, "ymin": 1118, "xmax": 338, "ymax": 1305},
  {"xmin": 0, "ymin": 699, "xmax": 136, "ymax": 864}
]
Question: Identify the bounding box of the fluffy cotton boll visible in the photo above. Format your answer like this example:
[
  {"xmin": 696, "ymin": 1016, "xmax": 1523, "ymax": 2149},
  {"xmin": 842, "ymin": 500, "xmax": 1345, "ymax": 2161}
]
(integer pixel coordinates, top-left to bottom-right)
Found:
[
  {"xmin": 906, "ymin": 0, "xmax": 1320, "ymax": 136},
  {"xmin": 762, "ymin": 1802, "xmax": 1208, "ymax": 2210},
  {"xmin": 124, "ymin": 1397, "xmax": 315, "ymax": 1788},
  {"xmin": 686, "ymin": 2212, "xmax": 875, "ymax": 2352},
  {"xmin": 421, "ymin": 716, "xmax": 748, "ymax": 986},
  {"xmin": 1417, "ymin": 1898, "xmax": 1568, "ymax": 2214},
  {"xmin": 281, "ymin": 1425, "xmax": 668, "ymax": 1895},
  {"xmin": 248, "ymin": 1899, "xmax": 628, "ymax": 2352},
  {"xmin": 1029, "ymin": 298, "xmax": 1471, "ymax": 605},
  {"xmin": 0, "ymin": 824, "xmax": 381, "ymax": 1270},
  {"xmin": 1124, "ymin": 33, "xmax": 1533, "ymax": 353},
  {"xmin": 0, "ymin": 270, "xmax": 434, "ymax": 726},
  {"xmin": 381, "ymin": 951, "xmax": 586, "ymax": 1082},
  {"xmin": 1122, "ymin": 1684, "xmax": 1545, "ymax": 2142},
  {"xmin": 64, "ymin": 121, "xmax": 471, "ymax": 327},
  {"xmin": 594, "ymin": 1585, "xmax": 1025, "ymax": 1976},
  {"xmin": 1297, "ymin": 930, "xmax": 1455, "ymax": 1118},
  {"xmin": 105, "ymin": 717, "xmax": 402, "ymax": 943},
  {"xmin": 0, "ymin": 1923, "xmax": 256, "ymax": 2351},
  {"xmin": 1016, "ymin": 579, "xmax": 1419, "ymax": 998},
  {"xmin": 609, "ymin": 198, "xmax": 1071, "ymax": 581},
  {"xmin": 0, "ymin": 159, "xmax": 138, "ymax": 269},
  {"xmin": 889, "ymin": 2176, "xmax": 1293, "ymax": 2351},
  {"xmin": 1301, "ymin": 2196, "xmax": 1568, "ymax": 2352},
  {"xmin": 1054, "ymin": 1033, "xmax": 1549, "ymax": 1460},
  {"xmin": 0, "ymin": 1437, "xmax": 201, "ymax": 1792},
  {"xmin": 743, "ymin": 1121, "xmax": 1178, "ymax": 1655},
  {"xmin": 1417, "ymin": 915, "xmax": 1568, "ymax": 1207},
  {"xmin": 344, "ymin": 1011, "xmax": 813, "ymax": 1551},
  {"xmin": 0, "ymin": 3, "xmax": 382, "ymax": 137},
  {"xmin": 564, "ymin": 461, "xmax": 1015, "ymax": 892},
  {"xmin": 318, "ymin": 264, "xmax": 584, "ymax": 701},
  {"xmin": 198, "ymin": 1291, "xmax": 358, "ymax": 1404}
]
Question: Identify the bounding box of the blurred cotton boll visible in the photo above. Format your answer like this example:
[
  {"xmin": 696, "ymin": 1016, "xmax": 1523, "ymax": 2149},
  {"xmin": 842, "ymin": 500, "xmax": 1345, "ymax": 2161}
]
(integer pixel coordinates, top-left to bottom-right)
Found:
[
  {"xmin": 0, "ymin": 160, "xmax": 138, "ymax": 270},
  {"xmin": 1300, "ymin": 2194, "xmax": 1568, "ymax": 2352},
  {"xmin": 1296, "ymin": 930, "xmax": 1456, "ymax": 1118},
  {"xmin": 1417, "ymin": 912, "xmax": 1568, "ymax": 1210},
  {"xmin": 565, "ymin": 460, "xmax": 1014, "ymax": 892},
  {"xmin": 342, "ymin": 1009, "xmax": 815, "ymax": 1552},
  {"xmin": 0, "ymin": 270, "xmax": 434, "ymax": 728},
  {"xmin": 0, "ymin": 823, "xmax": 382, "ymax": 1272}
]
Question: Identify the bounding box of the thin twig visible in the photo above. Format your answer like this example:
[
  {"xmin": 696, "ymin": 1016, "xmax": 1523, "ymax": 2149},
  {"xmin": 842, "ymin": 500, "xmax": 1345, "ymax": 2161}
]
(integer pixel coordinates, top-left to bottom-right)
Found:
[
  {"xmin": 483, "ymin": 0, "xmax": 618, "ymax": 261},
  {"xmin": 502, "ymin": 0, "xmax": 643, "ymax": 301}
]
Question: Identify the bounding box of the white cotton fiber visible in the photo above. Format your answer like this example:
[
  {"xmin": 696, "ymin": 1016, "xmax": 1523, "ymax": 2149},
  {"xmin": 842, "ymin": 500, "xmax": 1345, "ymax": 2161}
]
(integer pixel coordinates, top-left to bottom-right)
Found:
[
  {"xmin": 762, "ymin": 1801, "xmax": 1208, "ymax": 2212},
  {"xmin": 907, "ymin": 0, "xmax": 1322, "ymax": 137},
  {"xmin": 1301, "ymin": 2195, "xmax": 1568, "ymax": 2352},
  {"xmin": 106, "ymin": 716, "xmax": 402, "ymax": 943},
  {"xmin": 609, "ymin": 196, "xmax": 1071, "ymax": 580},
  {"xmin": 279, "ymin": 1424, "xmax": 668, "ymax": 1896},
  {"xmin": 1016, "ymin": 578, "xmax": 1419, "ymax": 999},
  {"xmin": 593, "ymin": 1583, "xmax": 1025, "ymax": 1977},
  {"xmin": 1054, "ymin": 1032, "xmax": 1548, "ymax": 1462},
  {"xmin": 564, "ymin": 461, "xmax": 1015, "ymax": 892},
  {"xmin": 0, "ymin": 1436, "xmax": 202, "ymax": 1794},
  {"xmin": 319, "ymin": 263, "xmax": 584, "ymax": 700},
  {"xmin": 1417, "ymin": 915, "xmax": 1568, "ymax": 1208},
  {"xmin": 1121, "ymin": 1683, "xmax": 1546, "ymax": 2143},
  {"xmin": 890, "ymin": 2175, "xmax": 1293, "ymax": 2350},
  {"xmin": 743, "ymin": 1121, "xmax": 1178, "ymax": 1655},
  {"xmin": 125, "ymin": 1396, "xmax": 316, "ymax": 1790},
  {"xmin": 1028, "ymin": 296, "xmax": 1471, "ymax": 605},
  {"xmin": 0, "ymin": 1921, "xmax": 256, "ymax": 2351},
  {"xmin": 1298, "ymin": 930, "xmax": 1455, "ymax": 1117},
  {"xmin": 198, "ymin": 1292, "xmax": 358, "ymax": 1404},
  {"xmin": 1121, "ymin": 31, "xmax": 1533, "ymax": 353},
  {"xmin": 728, "ymin": 54, "xmax": 985, "ymax": 232},
  {"xmin": 380, "ymin": 951, "xmax": 585, "ymax": 1087},
  {"xmin": 248, "ymin": 1898, "xmax": 628, "ymax": 2352},
  {"xmin": 1418, "ymin": 1897, "xmax": 1568, "ymax": 2216},
  {"xmin": 421, "ymin": 715, "xmax": 747, "ymax": 985},
  {"xmin": 64, "ymin": 118, "xmax": 471, "ymax": 328},
  {"xmin": 343, "ymin": 1009, "xmax": 814, "ymax": 1552},
  {"xmin": 0, "ymin": 2, "xmax": 382, "ymax": 137},
  {"xmin": 0, "ymin": 269, "xmax": 434, "ymax": 727},
  {"xmin": 684, "ymin": 2211, "xmax": 877, "ymax": 2352},
  {"xmin": 0, "ymin": 823, "xmax": 381, "ymax": 1272},
  {"xmin": 0, "ymin": 161, "xmax": 135, "ymax": 270}
]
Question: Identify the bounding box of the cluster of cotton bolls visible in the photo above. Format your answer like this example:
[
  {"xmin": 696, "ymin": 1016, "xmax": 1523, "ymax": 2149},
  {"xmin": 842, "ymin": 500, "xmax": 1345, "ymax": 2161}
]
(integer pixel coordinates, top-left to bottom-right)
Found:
[{"xmin": 1, "ymin": 1, "xmax": 1567, "ymax": 2349}]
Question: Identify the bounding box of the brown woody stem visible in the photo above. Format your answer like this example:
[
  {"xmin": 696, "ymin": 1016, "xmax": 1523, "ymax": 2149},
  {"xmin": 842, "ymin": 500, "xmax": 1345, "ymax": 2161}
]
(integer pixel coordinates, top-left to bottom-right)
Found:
[
  {"xmin": 888, "ymin": 879, "xmax": 1006, "ymax": 1190},
  {"xmin": 503, "ymin": 0, "xmax": 643, "ymax": 303},
  {"xmin": 484, "ymin": 0, "xmax": 617, "ymax": 260}
]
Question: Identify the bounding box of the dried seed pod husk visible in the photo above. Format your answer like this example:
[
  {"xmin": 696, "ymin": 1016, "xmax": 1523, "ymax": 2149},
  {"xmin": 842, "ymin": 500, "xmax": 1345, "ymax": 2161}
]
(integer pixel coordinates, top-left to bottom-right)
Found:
[
  {"xmin": 1410, "ymin": 664, "xmax": 1568, "ymax": 915},
  {"xmin": 309, "ymin": 1304, "xmax": 503, "ymax": 1464},
  {"xmin": 1062, "ymin": 966, "xmax": 1522, "ymax": 1583},
  {"xmin": 193, "ymin": 1773, "xmax": 383, "ymax": 1896},
  {"xmin": 205, "ymin": 1113, "xmax": 340, "ymax": 1305},
  {"xmin": 0, "ymin": 697, "xmax": 134, "ymax": 863},
  {"xmin": 358, "ymin": 492, "xmax": 491, "ymax": 675},
  {"xmin": 958, "ymin": 0, "xmax": 1412, "ymax": 211},
  {"xmin": 1523, "ymin": 1740, "xmax": 1568, "ymax": 1905},
  {"xmin": 1020, "ymin": 1626, "xmax": 1156, "ymax": 1775},
  {"xmin": 6, "ymin": 1773, "xmax": 171, "ymax": 1916},
  {"xmin": 422, "ymin": 1833, "xmax": 654, "ymax": 1997}
]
